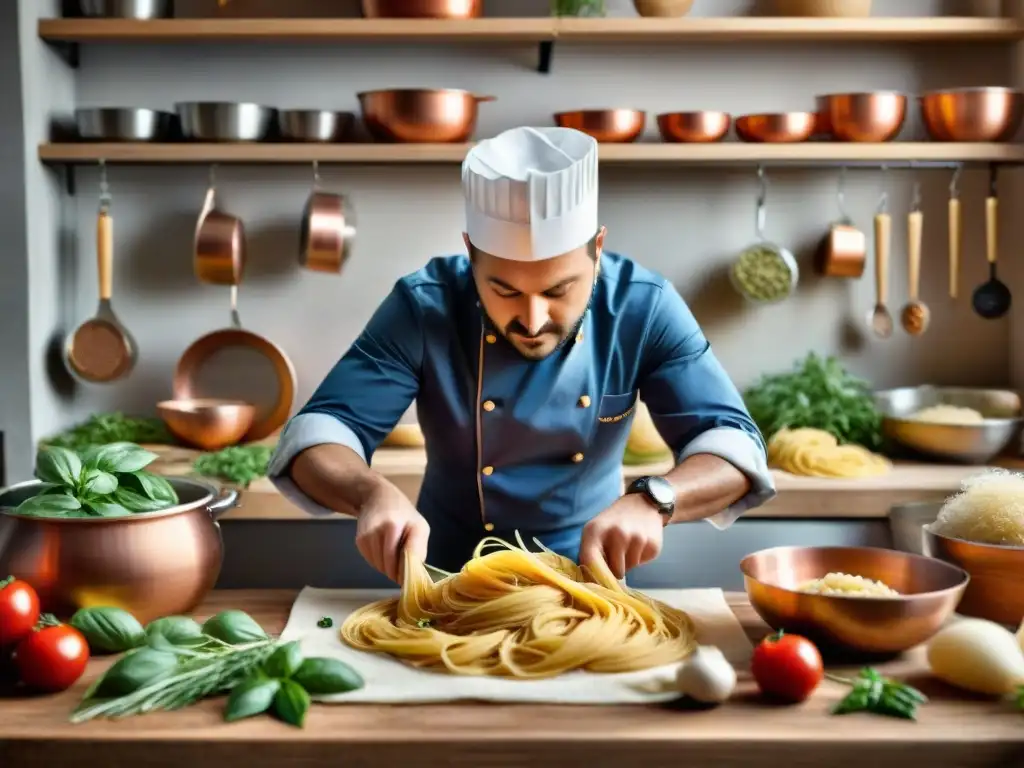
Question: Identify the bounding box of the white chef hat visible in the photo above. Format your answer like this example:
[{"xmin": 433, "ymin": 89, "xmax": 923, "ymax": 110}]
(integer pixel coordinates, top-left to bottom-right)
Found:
[{"xmin": 462, "ymin": 126, "xmax": 598, "ymax": 262}]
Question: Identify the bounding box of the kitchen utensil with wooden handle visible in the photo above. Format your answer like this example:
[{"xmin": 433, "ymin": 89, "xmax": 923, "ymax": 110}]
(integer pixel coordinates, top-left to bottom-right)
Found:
[
  {"xmin": 972, "ymin": 168, "xmax": 1012, "ymax": 320},
  {"xmin": 869, "ymin": 204, "xmax": 893, "ymax": 339},
  {"xmin": 948, "ymin": 169, "xmax": 961, "ymax": 299},
  {"xmin": 901, "ymin": 188, "xmax": 930, "ymax": 336}
]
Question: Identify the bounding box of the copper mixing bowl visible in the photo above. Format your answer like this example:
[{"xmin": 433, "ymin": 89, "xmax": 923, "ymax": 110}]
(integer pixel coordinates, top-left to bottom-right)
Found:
[
  {"xmin": 735, "ymin": 112, "xmax": 816, "ymax": 143},
  {"xmin": 359, "ymin": 88, "xmax": 494, "ymax": 143},
  {"xmin": 657, "ymin": 111, "xmax": 731, "ymax": 143},
  {"xmin": 361, "ymin": 0, "xmax": 482, "ymax": 17},
  {"xmin": 920, "ymin": 87, "xmax": 1024, "ymax": 142},
  {"xmin": 741, "ymin": 545, "xmax": 969, "ymax": 655},
  {"xmin": 923, "ymin": 526, "xmax": 1024, "ymax": 626},
  {"xmin": 817, "ymin": 91, "xmax": 907, "ymax": 142},
  {"xmin": 158, "ymin": 397, "xmax": 256, "ymax": 451},
  {"xmin": 554, "ymin": 109, "xmax": 646, "ymax": 143}
]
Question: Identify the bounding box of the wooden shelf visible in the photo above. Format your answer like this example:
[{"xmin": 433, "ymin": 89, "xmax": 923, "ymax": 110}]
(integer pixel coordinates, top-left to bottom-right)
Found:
[
  {"xmin": 38, "ymin": 142, "xmax": 1024, "ymax": 166},
  {"xmin": 38, "ymin": 16, "xmax": 1024, "ymax": 44}
]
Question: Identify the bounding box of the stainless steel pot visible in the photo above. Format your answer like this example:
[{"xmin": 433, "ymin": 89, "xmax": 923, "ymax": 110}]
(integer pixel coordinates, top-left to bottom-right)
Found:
[
  {"xmin": 79, "ymin": 0, "xmax": 173, "ymax": 18},
  {"xmin": 0, "ymin": 477, "xmax": 237, "ymax": 623}
]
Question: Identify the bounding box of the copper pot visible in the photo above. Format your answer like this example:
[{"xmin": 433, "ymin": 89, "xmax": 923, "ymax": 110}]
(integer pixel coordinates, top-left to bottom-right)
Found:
[
  {"xmin": 554, "ymin": 109, "xmax": 646, "ymax": 143},
  {"xmin": 359, "ymin": 89, "xmax": 495, "ymax": 143},
  {"xmin": 0, "ymin": 477, "xmax": 237, "ymax": 623},
  {"xmin": 920, "ymin": 87, "xmax": 1024, "ymax": 142},
  {"xmin": 157, "ymin": 397, "xmax": 256, "ymax": 451},
  {"xmin": 817, "ymin": 91, "xmax": 907, "ymax": 142},
  {"xmin": 194, "ymin": 181, "xmax": 246, "ymax": 285},
  {"xmin": 735, "ymin": 112, "xmax": 816, "ymax": 143},
  {"xmin": 657, "ymin": 111, "xmax": 731, "ymax": 143},
  {"xmin": 300, "ymin": 164, "xmax": 356, "ymax": 274},
  {"xmin": 361, "ymin": 0, "xmax": 482, "ymax": 17}
]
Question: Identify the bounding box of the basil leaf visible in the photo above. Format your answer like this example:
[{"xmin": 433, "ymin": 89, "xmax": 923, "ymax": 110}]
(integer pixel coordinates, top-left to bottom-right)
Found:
[
  {"xmin": 70, "ymin": 606, "xmax": 146, "ymax": 654},
  {"xmin": 292, "ymin": 657, "xmax": 364, "ymax": 695},
  {"xmin": 272, "ymin": 679, "xmax": 310, "ymax": 727},
  {"xmin": 81, "ymin": 468, "xmax": 118, "ymax": 497},
  {"xmin": 262, "ymin": 641, "xmax": 303, "ymax": 679},
  {"xmin": 83, "ymin": 500, "xmax": 131, "ymax": 518},
  {"xmin": 224, "ymin": 675, "xmax": 280, "ymax": 722},
  {"xmin": 119, "ymin": 471, "xmax": 178, "ymax": 505},
  {"xmin": 35, "ymin": 446, "xmax": 82, "ymax": 487},
  {"xmin": 15, "ymin": 493, "xmax": 82, "ymax": 517},
  {"xmin": 92, "ymin": 442, "xmax": 159, "ymax": 474},
  {"xmin": 113, "ymin": 487, "xmax": 169, "ymax": 513},
  {"xmin": 201, "ymin": 610, "xmax": 269, "ymax": 645},
  {"xmin": 95, "ymin": 648, "xmax": 180, "ymax": 697},
  {"xmin": 145, "ymin": 616, "xmax": 205, "ymax": 646}
]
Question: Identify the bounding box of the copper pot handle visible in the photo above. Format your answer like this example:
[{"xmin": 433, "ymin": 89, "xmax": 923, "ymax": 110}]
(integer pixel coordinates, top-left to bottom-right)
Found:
[
  {"xmin": 207, "ymin": 488, "xmax": 240, "ymax": 520},
  {"xmin": 474, "ymin": 95, "xmax": 497, "ymax": 103}
]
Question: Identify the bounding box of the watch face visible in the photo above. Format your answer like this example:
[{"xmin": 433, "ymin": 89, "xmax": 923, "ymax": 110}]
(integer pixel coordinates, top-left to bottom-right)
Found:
[{"xmin": 646, "ymin": 476, "xmax": 675, "ymax": 507}]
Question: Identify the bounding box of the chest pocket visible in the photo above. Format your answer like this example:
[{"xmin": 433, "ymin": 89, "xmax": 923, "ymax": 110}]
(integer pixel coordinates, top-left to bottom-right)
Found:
[{"xmin": 597, "ymin": 391, "xmax": 637, "ymax": 424}]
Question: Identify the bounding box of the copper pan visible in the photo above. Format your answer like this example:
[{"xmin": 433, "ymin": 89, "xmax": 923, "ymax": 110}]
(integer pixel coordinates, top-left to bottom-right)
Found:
[
  {"xmin": 194, "ymin": 172, "xmax": 246, "ymax": 285},
  {"xmin": 300, "ymin": 162, "xmax": 357, "ymax": 274},
  {"xmin": 174, "ymin": 286, "xmax": 296, "ymax": 442},
  {"xmin": 361, "ymin": 0, "xmax": 482, "ymax": 17},
  {"xmin": 359, "ymin": 88, "xmax": 495, "ymax": 143}
]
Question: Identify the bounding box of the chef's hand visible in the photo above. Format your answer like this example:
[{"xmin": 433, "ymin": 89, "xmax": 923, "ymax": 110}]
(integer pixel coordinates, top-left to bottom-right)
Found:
[
  {"xmin": 355, "ymin": 482, "xmax": 430, "ymax": 584},
  {"xmin": 579, "ymin": 495, "xmax": 664, "ymax": 580}
]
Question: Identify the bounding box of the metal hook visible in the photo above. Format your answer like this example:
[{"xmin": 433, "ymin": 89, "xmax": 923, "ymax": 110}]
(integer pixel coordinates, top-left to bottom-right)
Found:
[
  {"xmin": 208, "ymin": 163, "xmax": 217, "ymax": 188},
  {"xmin": 312, "ymin": 160, "xmax": 320, "ymax": 187},
  {"xmin": 876, "ymin": 164, "xmax": 889, "ymax": 214},
  {"xmin": 755, "ymin": 165, "xmax": 768, "ymax": 238},
  {"xmin": 989, "ymin": 163, "xmax": 998, "ymax": 197},
  {"xmin": 836, "ymin": 166, "xmax": 849, "ymax": 220},
  {"xmin": 98, "ymin": 159, "xmax": 111, "ymax": 211},
  {"xmin": 911, "ymin": 179, "xmax": 921, "ymax": 213},
  {"xmin": 949, "ymin": 164, "xmax": 962, "ymax": 198}
]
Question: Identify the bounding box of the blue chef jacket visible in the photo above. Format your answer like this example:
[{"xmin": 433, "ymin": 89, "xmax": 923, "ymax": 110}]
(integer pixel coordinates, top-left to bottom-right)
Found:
[{"xmin": 269, "ymin": 252, "xmax": 776, "ymax": 574}]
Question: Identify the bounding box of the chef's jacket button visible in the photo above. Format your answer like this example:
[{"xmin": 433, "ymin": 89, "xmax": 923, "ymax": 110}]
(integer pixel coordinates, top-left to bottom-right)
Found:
[
  {"xmin": 482, "ymin": 400, "xmax": 496, "ymax": 412},
  {"xmin": 572, "ymin": 452, "xmax": 584, "ymax": 463},
  {"xmin": 482, "ymin": 466, "xmax": 494, "ymax": 476},
  {"xmin": 484, "ymin": 522, "xmax": 495, "ymax": 532},
  {"xmin": 576, "ymin": 331, "xmax": 584, "ymax": 343},
  {"xmin": 578, "ymin": 395, "xmax": 591, "ymax": 408},
  {"xmin": 485, "ymin": 333, "xmax": 497, "ymax": 344}
]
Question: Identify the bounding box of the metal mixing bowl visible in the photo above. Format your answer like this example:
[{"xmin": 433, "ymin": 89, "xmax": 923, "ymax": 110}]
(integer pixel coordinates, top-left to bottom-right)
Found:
[
  {"xmin": 875, "ymin": 386, "xmax": 1023, "ymax": 464},
  {"xmin": 75, "ymin": 107, "xmax": 176, "ymax": 142},
  {"xmin": 741, "ymin": 545, "xmax": 968, "ymax": 656},
  {"xmin": 554, "ymin": 109, "xmax": 646, "ymax": 143},
  {"xmin": 80, "ymin": 0, "xmax": 173, "ymax": 18},
  {"xmin": 920, "ymin": 87, "xmax": 1024, "ymax": 142},
  {"xmin": 176, "ymin": 102, "xmax": 276, "ymax": 142},
  {"xmin": 816, "ymin": 91, "xmax": 907, "ymax": 142},
  {"xmin": 278, "ymin": 110, "xmax": 354, "ymax": 143}
]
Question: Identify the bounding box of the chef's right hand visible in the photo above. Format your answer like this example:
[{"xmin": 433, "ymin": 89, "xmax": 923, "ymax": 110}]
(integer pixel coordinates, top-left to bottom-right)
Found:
[{"xmin": 355, "ymin": 482, "xmax": 430, "ymax": 584}]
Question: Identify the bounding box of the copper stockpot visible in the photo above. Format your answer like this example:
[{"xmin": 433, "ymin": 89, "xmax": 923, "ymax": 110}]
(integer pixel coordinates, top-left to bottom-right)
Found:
[
  {"xmin": 194, "ymin": 181, "xmax": 246, "ymax": 285},
  {"xmin": 817, "ymin": 91, "xmax": 907, "ymax": 142},
  {"xmin": 359, "ymin": 89, "xmax": 495, "ymax": 143},
  {"xmin": 157, "ymin": 397, "xmax": 256, "ymax": 451},
  {"xmin": 656, "ymin": 111, "xmax": 731, "ymax": 143},
  {"xmin": 0, "ymin": 478, "xmax": 237, "ymax": 623},
  {"xmin": 361, "ymin": 0, "xmax": 482, "ymax": 17},
  {"xmin": 735, "ymin": 112, "xmax": 816, "ymax": 143},
  {"xmin": 554, "ymin": 109, "xmax": 646, "ymax": 143},
  {"xmin": 741, "ymin": 545, "xmax": 968, "ymax": 656},
  {"xmin": 920, "ymin": 87, "xmax": 1024, "ymax": 142},
  {"xmin": 300, "ymin": 163, "xmax": 356, "ymax": 274}
]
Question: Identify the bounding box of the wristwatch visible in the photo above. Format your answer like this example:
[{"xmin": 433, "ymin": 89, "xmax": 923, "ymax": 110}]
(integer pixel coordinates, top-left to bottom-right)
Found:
[{"xmin": 626, "ymin": 475, "xmax": 675, "ymax": 525}]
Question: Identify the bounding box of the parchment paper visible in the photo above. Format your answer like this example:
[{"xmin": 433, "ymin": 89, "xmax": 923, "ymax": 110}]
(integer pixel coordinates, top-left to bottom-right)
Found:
[{"xmin": 279, "ymin": 587, "xmax": 753, "ymax": 705}]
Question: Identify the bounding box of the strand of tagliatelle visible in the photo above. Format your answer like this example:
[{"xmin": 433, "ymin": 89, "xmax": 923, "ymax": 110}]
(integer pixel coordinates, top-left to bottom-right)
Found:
[{"xmin": 339, "ymin": 534, "xmax": 697, "ymax": 679}]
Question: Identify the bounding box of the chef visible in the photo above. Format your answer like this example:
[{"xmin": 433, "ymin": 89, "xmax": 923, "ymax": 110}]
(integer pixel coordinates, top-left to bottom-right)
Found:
[{"xmin": 268, "ymin": 125, "xmax": 776, "ymax": 582}]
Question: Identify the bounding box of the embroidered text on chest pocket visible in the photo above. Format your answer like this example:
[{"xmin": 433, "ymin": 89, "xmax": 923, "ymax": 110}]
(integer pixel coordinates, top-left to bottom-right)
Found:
[{"xmin": 597, "ymin": 391, "xmax": 637, "ymax": 424}]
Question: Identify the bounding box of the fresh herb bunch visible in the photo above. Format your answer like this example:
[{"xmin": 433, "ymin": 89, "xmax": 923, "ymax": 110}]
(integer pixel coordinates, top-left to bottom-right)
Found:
[
  {"xmin": 193, "ymin": 444, "xmax": 273, "ymax": 488},
  {"xmin": 830, "ymin": 668, "xmax": 927, "ymax": 720},
  {"xmin": 44, "ymin": 413, "xmax": 174, "ymax": 452},
  {"xmin": 13, "ymin": 443, "xmax": 179, "ymax": 519},
  {"xmin": 743, "ymin": 352, "xmax": 883, "ymax": 449}
]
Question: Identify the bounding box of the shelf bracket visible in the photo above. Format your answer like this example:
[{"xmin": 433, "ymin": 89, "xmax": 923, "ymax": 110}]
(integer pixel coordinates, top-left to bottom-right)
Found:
[
  {"xmin": 51, "ymin": 41, "xmax": 80, "ymax": 69},
  {"xmin": 537, "ymin": 41, "xmax": 554, "ymax": 74}
]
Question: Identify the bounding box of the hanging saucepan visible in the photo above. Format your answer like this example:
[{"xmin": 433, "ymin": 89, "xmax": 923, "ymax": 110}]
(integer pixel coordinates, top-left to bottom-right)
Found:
[
  {"xmin": 194, "ymin": 166, "xmax": 246, "ymax": 286},
  {"xmin": 816, "ymin": 167, "xmax": 866, "ymax": 278},
  {"xmin": 299, "ymin": 161, "xmax": 357, "ymax": 274},
  {"xmin": 729, "ymin": 166, "xmax": 799, "ymax": 304}
]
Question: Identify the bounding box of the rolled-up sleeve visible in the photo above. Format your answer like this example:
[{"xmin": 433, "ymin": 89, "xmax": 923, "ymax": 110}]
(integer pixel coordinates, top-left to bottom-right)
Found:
[
  {"xmin": 637, "ymin": 284, "xmax": 776, "ymax": 529},
  {"xmin": 268, "ymin": 282, "xmax": 423, "ymax": 516}
]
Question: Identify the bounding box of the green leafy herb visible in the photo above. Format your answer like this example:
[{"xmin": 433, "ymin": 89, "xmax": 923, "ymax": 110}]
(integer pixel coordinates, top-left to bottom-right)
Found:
[
  {"xmin": 263, "ymin": 641, "xmax": 303, "ymax": 679},
  {"xmin": 70, "ymin": 606, "xmax": 146, "ymax": 654},
  {"xmin": 201, "ymin": 610, "xmax": 270, "ymax": 645},
  {"xmin": 224, "ymin": 674, "xmax": 280, "ymax": 723},
  {"xmin": 145, "ymin": 616, "xmax": 206, "ymax": 647},
  {"xmin": 273, "ymin": 679, "xmax": 311, "ymax": 727},
  {"xmin": 316, "ymin": 616, "xmax": 333, "ymax": 629},
  {"xmin": 193, "ymin": 445, "xmax": 273, "ymax": 488},
  {"xmin": 36, "ymin": 446, "xmax": 83, "ymax": 487},
  {"xmin": 743, "ymin": 352, "xmax": 883, "ymax": 449},
  {"xmin": 292, "ymin": 657, "xmax": 364, "ymax": 695},
  {"xmin": 830, "ymin": 668, "xmax": 927, "ymax": 720},
  {"xmin": 44, "ymin": 413, "xmax": 174, "ymax": 453}
]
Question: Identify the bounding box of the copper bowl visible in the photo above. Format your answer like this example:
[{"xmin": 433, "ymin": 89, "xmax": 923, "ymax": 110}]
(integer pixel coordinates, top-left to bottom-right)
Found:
[
  {"xmin": 735, "ymin": 112, "xmax": 816, "ymax": 143},
  {"xmin": 920, "ymin": 87, "xmax": 1024, "ymax": 142},
  {"xmin": 817, "ymin": 91, "xmax": 907, "ymax": 142},
  {"xmin": 358, "ymin": 88, "xmax": 495, "ymax": 143},
  {"xmin": 741, "ymin": 545, "xmax": 969, "ymax": 655},
  {"xmin": 923, "ymin": 527, "xmax": 1024, "ymax": 626},
  {"xmin": 554, "ymin": 109, "xmax": 646, "ymax": 143},
  {"xmin": 657, "ymin": 111, "xmax": 731, "ymax": 143},
  {"xmin": 361, "ymin": 0, "xmax": 482, "ymax": 17},
  {"xmin": 0, "ymin": 477, "xmax": 237, "ymax": 623},
  {"xmin": 158, "ymin": 397, "xmax": 256, "ymax": 452}
]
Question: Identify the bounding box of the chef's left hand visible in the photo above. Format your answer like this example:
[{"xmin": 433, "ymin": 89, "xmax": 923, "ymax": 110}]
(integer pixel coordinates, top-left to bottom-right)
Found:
[{"xmin": 579, "ymin": 495, "xmax": 664, "ymax": 580}]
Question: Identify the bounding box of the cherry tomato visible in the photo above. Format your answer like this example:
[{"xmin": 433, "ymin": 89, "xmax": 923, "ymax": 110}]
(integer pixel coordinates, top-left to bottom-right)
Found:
[
  {"xmin": 0, "ymin": 576, "xmax": 40, "ymax": 648},
  {"xmin": 750, "ymin": 630, "xmax": 824, "ymax": 704},
  {"xmin": 15, "ymin": 625, "xmax": 90, "ymax": 692}
]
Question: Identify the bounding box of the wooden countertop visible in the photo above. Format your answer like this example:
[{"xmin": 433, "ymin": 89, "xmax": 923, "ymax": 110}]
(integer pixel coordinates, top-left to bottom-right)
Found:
[
  {"xmin": 147, "ymin": 443, "xmax": 1021, "ymax": 522},
  {"xmin": 2, "ymin": 589, "xmax": 1022, "ymax": 768}
]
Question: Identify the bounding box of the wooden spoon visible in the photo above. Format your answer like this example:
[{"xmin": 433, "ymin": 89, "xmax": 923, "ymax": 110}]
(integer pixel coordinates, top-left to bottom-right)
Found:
[
  {"xmin": 901, "ymin": 196, "xmax": 929, "ymax": 335},
  {"xmin": 948, "ymin": 167, "xmax": 961, "ymax": 299},
  {"xmin": 869, "ymin": 207, "xmax": 893, "ymax": 339}
]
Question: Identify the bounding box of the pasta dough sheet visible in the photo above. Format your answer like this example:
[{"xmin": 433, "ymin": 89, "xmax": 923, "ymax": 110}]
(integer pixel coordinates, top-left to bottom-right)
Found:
[{"xmin": 280, "ymin": 587, "xmax": 753, "ymax": 705}]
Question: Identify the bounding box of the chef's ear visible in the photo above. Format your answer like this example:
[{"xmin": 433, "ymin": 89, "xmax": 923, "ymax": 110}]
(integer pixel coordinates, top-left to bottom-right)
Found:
[{"xmin": 463, "ymin": 232, "xmax": 472, "ymax": 255}]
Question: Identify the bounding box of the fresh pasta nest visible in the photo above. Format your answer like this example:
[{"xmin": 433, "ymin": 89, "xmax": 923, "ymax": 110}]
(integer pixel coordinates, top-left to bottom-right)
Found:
[
  {"xmin": 339, "ymin": 536, "xmax": 698, "ymax": 679},
  {"xmin": 932, "ymin": 469, "xmax": 1024, "ymax": 547},
  {"xmin": 767, "ymin": 427, "xmax": 891, "ymax": 479}
]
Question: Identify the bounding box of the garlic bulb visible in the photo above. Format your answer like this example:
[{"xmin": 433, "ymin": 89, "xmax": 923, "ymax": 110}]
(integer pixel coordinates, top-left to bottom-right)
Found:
[
  {"xmin": 927, "ymin": 618, "xmax": 1024, "ymax": 696},
  {"xmin": 675, "ymin": 645, "xmax": 737, "ymax": 704}
]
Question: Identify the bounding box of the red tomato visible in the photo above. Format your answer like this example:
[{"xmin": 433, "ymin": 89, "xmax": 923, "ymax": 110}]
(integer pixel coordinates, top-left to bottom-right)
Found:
[
  {"xmin": 750, "ymin": 630, "xmax": 824, "ymax": 703},
  {"xmin": 15, "ymin": 625, "xmax": 90, "ymax": 692},
  {"xmin": 0, "ymin": 576, "xmax": 40, "ymax": 648}
]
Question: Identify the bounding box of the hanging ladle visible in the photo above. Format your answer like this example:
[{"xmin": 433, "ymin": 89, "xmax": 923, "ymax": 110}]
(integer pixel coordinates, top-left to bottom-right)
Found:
[
  {"xmin": 900, "ymin": 180, "xmax": 929, "ymax": 336},
  {"xmin": 948, "ymin": 165, "xmax": 962, "ymax": 300},
  {"xmin": 868, "ymin": 169, "xmax": 893, "ymax": 339},
  {"xmin": 972, "ymin": 165, "xmax": 1012, "ymax": 320}
]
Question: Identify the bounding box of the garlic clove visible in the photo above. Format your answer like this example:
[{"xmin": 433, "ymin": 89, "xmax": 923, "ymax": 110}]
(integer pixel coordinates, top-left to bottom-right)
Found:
[{"xmin": 675, "ymin": 645, "xmax": 737, "ymax": 704}]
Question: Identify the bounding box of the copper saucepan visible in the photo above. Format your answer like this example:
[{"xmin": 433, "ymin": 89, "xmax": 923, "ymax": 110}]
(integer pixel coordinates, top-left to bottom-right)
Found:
[
  {"xmin": 358, "ymin": 88, "xmax": 496, "ymax": 143},
  {"xmin": 300, "ymin": 162, "xmax": 357, "ymax": 274},
  {"xmin": 194, "ymin": 171, "xmax": 246, "ymax": 285},
  {"xmin": 360, "ymin": 0, "xmax": 482, "ymax": 17},
  {"xmin": 816, "ymin": 169, "xmax": 866, "ymax": 278}
]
